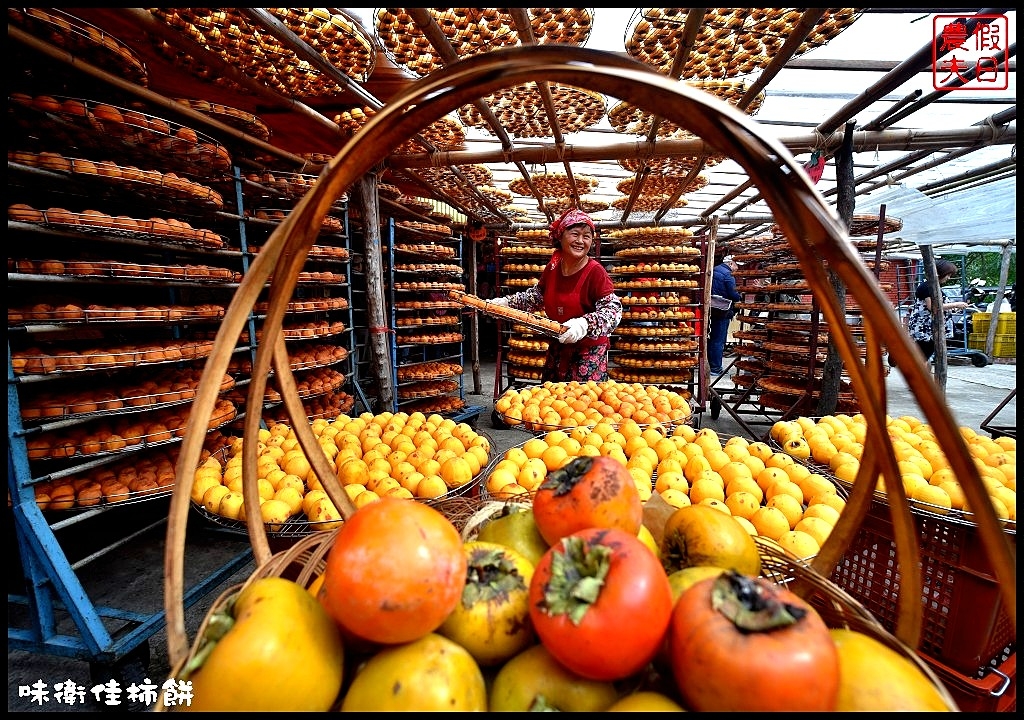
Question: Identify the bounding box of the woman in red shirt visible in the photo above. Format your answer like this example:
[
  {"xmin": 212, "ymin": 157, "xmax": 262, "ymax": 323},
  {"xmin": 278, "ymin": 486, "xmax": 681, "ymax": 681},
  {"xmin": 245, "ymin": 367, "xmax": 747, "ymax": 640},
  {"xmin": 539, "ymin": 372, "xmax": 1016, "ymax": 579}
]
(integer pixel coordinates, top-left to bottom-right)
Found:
[{"xmin": 491, "ymin": 209, "xmax": 622, "ymax": 381}]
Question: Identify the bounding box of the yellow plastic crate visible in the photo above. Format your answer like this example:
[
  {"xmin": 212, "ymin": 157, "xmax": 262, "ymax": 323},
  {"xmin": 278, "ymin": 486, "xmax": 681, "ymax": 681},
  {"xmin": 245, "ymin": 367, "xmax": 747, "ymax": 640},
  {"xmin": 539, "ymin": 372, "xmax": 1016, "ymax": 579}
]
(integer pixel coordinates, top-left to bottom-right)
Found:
[
  {"xmin": 970, "ymin": 311, "xmax": 1015, "ymax": 336},
  {"xmin": 969, "ymin": 332, "xmax": 1016, "ymax": 358}
]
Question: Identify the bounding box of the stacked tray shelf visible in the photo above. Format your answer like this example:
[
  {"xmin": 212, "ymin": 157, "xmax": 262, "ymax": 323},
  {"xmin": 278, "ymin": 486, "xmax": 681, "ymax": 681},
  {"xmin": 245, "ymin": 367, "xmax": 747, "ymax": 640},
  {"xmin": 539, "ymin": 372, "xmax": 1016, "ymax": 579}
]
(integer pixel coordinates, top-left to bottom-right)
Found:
[
  {"xmin": 725, "ymin": 213, "xmax": 899, "ymax": 415},
  {"xmin": 389, "ymin": 230, "xmax": 468, "ymax": 416},
  {"xmin": 605, "ymin": 227, "xmax": 705, "ymax": 390},
  {"xmin": 497, "ymin": 235, "xmax": 557, "ymax": 383}
]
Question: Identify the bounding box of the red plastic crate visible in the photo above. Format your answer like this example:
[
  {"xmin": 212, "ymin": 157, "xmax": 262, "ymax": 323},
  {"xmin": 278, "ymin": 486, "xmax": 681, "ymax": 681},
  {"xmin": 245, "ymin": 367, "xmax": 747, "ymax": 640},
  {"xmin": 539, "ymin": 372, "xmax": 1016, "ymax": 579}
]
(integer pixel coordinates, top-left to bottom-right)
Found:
[
  {"xmin": 927, "ymin": 651, "xmax": 1016, "ymax": 712},
  {"xmin": 829, "ymin": 497, "xmax": 1016, "ymax": 676}
]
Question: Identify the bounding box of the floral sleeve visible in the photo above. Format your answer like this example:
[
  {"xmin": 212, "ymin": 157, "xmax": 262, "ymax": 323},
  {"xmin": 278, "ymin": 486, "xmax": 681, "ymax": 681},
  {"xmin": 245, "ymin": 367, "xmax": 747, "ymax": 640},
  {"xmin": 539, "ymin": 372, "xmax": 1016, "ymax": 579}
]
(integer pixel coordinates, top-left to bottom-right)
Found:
[
  {"xmin": 584, "ymin": 292, "xmax": 623, "ymax": 338},
  {"xmin": 502, "ymin": 285, "xmax": 544, "ymax": 314}
]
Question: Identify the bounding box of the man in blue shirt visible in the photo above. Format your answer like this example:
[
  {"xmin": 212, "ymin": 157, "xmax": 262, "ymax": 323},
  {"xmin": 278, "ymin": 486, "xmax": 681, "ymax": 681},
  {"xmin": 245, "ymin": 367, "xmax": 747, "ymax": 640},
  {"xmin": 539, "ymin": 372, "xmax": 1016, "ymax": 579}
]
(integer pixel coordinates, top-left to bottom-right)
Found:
[{"xmin": 708, "ymin": 255, "xmax": 743, "ymax": 375}]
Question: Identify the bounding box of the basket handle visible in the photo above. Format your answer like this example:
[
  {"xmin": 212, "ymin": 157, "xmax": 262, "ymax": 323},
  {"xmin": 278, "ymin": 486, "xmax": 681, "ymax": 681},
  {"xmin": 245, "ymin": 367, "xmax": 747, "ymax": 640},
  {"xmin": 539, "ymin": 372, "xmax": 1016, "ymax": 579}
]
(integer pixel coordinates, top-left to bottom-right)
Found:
[
  {"xmin": 165, "ymin": 155, "xmax": 363, "ymax": 665},
  {"xmin": 165, "ymin": 45, "xmax": 1015, "ymax": 667}
]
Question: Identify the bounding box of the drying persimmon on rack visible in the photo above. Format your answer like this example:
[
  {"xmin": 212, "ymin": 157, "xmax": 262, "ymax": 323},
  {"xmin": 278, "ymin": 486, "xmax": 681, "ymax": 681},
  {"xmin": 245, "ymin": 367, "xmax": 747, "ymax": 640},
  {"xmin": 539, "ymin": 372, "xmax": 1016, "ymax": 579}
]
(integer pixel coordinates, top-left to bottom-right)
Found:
[{"xmin": 448, "ymin": 290, "xmax": 566, "ymax": 337}]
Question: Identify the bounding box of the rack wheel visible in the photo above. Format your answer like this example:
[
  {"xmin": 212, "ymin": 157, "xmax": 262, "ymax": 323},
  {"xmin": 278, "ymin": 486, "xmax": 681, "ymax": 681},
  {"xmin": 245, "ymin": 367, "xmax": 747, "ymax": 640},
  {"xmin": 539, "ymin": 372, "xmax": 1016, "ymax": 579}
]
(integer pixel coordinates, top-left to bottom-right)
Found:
[
  {"xmin": 89, "ymin": 641, "xmax": 153, "ymax": 712},
  {"xmin": 969, "ymin": 352, "xmax": 990, "ymax": 367},
  {"xmin": 491, "ymin": 409, "xmax": 508, "ymax": 429}
]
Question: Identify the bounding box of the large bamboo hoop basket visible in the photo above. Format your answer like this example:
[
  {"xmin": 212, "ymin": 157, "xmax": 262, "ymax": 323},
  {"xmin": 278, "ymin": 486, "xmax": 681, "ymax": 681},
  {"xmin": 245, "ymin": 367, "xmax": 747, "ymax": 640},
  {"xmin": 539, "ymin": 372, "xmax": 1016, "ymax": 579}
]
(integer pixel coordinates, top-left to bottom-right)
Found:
[{"xmin": 164, "ymin": 45, "xmax": 1015, "ymax": 689}]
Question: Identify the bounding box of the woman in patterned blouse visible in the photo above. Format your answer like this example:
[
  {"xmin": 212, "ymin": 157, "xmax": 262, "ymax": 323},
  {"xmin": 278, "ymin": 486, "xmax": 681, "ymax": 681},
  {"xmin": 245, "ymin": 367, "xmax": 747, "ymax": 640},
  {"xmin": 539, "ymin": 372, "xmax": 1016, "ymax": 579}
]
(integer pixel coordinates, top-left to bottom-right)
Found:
[{"xmin": 490, "ymin": 209, "xmax": 622, "ymax": 381}]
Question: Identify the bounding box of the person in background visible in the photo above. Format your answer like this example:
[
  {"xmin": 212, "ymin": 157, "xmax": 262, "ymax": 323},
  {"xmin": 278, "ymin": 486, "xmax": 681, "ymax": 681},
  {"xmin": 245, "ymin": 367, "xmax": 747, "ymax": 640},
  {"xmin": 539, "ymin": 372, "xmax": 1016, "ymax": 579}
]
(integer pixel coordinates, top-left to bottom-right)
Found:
[
  {"xmin": 490, "ymin": 208, "xmax": 622, "ymax": 381},
  {"xmin": 708, "ymin": 255, "xmax": 743, "ymax": 376},
  {"xmin": 906, "ymin": 258, "xmax": 970, "ymax": 361}
]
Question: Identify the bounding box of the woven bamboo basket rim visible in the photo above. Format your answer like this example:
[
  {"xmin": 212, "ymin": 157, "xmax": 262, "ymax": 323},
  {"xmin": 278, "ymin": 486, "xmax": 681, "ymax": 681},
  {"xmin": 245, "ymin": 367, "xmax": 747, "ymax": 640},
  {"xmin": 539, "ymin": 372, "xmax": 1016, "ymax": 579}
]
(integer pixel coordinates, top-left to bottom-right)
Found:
[
  {"xmin": 164, "ymin": 46, "xmax": 1014, "ymax": 687},
  {"xmin": 450, "ymin": 497, "xmax": 956, "ymax": 710}
]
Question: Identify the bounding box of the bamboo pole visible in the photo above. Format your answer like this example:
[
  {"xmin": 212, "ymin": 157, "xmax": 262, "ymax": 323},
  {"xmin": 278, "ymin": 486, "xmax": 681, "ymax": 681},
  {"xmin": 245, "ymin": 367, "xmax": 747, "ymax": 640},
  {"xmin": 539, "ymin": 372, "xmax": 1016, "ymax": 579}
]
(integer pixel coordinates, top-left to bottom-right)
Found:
[
  {"xmin": 391, "ymin": 126, "xmax": 1015, "ymax": 169},
  {"xmin": 355, "ymin": 175, "xmax": 396, "ymax": 411},
  {"xmin": 463, "ymin": 234, "xmax": 481, "ymax": 395}
]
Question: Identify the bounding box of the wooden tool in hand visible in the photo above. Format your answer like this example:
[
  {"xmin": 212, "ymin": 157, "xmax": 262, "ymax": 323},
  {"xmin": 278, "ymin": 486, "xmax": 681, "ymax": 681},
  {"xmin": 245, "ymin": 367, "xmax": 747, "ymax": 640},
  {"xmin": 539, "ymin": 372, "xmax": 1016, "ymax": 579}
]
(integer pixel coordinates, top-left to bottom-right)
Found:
[{"xmin": 448, "ymin": 290, "xmax": 567, "ymax": 337}]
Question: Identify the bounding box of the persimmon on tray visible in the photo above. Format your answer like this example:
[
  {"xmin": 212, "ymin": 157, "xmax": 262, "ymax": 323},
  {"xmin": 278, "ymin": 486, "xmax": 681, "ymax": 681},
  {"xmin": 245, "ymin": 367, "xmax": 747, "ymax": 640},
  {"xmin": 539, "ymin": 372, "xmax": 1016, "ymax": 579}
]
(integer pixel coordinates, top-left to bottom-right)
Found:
[{"xmin": 448, "ymin": 290, "xmax": 566, "ymax": 338}]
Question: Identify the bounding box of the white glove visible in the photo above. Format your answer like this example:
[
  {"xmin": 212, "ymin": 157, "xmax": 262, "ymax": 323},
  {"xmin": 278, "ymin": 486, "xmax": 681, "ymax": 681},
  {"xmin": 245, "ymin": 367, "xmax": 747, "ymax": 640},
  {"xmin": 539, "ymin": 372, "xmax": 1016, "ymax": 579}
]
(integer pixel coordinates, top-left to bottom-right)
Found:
[
  {"xmin": 558, "ymin": 317, "xmax": 589, "ymax": 344},
  {"xmin": 488, "ymin": 296, "xmax": 509, "ymax": 308}
]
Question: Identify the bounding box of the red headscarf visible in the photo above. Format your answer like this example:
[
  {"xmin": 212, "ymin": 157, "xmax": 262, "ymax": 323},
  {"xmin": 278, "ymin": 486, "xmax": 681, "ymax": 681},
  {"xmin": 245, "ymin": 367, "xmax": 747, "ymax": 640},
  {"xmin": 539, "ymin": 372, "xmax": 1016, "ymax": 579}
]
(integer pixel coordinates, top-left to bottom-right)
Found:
[{"xmin": 548, "ymin": 208, "xmax": 596, "ymax": 244}]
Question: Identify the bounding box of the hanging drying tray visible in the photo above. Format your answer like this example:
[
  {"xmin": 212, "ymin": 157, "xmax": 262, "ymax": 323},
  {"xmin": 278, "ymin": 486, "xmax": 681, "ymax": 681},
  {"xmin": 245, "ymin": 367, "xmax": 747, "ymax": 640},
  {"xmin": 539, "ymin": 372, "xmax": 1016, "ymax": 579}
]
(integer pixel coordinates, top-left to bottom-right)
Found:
[
  {"xmin": 618, "ymin": 155, "xmax": 723, "ymax": 175},
  {"xmin": 617, "ymin": 174, "xmax": 709, "ymax": 196},
  {"xmin": 148, "ymin": 8, "xmax": 375, "ymax": 96},
  {"xmin": 10, "ymin": 95, "xmax": 232, "ymax": 177},
  {"xmin": 771, "ymin": 213, "xmax": 904, "ymax": 239},
  {"xmin": 174, "ymin": 98, "xmax": 270, "ymax": 142},
  {"xmin": 608, "ymin": 78, "xmax": 764, "ymax": 138},
  {"xmin": 612, "ymin": 195, "xmax": 690, "ymax": 212},
  {"xmin": 624, "ymin": 7, "xmax": 861, "ymax": 79},
  {"xmin": 458, "ymin": 82, "xmax": 606, "ymax": 137},
  {"xmin": 334, "ymin": 107, "xmax": 465, "ymax": 152},
  {"xmin": 374, "ymin": 8, "xmax": 594, "ymax": 78},
  {"xmin": 413, "ymin": 164, "xmax": 493, "ymax": 194},
  {"xmin": 8, "ymin": 8, "xmax": 148, "ymax": 86},
  {"xmin": 509, "ymin": 171, "xmax": 600, "ymax": 198},
  {"xmin": 543, "ymin": 196, "xmax": 611, "ymax": 215}
]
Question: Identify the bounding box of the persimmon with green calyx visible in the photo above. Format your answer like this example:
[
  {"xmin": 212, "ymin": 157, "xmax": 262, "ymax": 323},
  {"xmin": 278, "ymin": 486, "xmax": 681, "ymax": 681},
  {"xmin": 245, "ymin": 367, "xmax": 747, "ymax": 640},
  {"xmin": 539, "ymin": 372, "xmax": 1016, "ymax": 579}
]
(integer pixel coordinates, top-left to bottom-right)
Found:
[
  {"xmin": 529, "ymin": 527, "xmax": 673, "ymax": 681},
  {"xmin": 660, "ymin": 503, "xmax": 761, "ymax": 576},
  {"xmin": 475, "ymin": 503, "xmax": 549, "ymax": 566},
  {"xmin": 668, "ymin": 570, "xmax": 840, "ymax": 711},
  {"xmin": 437, "ymin": 540, "xmax": 535, "ymax": 666},
  {"xmin": 532, "ymin": 455, "xmax": 643, "ymax": 546},
  {"xmin": 318, "ymin": 496, "xmax": 466, "ymax": 645},
  {"xmin": 340, "ymin": 633, "xmax": 487, "ymax": 711},
  {"xmin": 182, "ymin": 577, "xmax": 343, "ymax": 712},
  {"xmin": 488, "ymin": 643, "xmax": 619, "ymax": 712},
  {"xmin": 830, "ymin": 628, "xmax": 955, "ymax": 711}
]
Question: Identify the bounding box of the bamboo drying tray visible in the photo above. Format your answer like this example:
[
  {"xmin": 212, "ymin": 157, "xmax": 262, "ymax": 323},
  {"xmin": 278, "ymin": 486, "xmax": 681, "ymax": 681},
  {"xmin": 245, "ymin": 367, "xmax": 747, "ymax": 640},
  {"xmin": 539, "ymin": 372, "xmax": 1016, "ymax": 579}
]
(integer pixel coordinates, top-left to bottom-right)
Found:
[
  {"xmin": 448, "ymin": 289, "xmax": 566, "ymax": 337},
  {"xmin": 164, "ymin": 46, "xmax": 1015, "ymax": 702}
]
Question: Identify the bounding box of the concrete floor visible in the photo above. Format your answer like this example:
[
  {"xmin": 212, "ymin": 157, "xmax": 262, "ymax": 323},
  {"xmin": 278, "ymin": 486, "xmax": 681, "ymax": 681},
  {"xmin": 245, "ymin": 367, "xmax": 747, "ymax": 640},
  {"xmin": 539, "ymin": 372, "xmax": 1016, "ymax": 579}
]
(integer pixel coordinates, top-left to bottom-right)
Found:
[{"xmin": 8, "ymin": 357, "xmax": 1015, "ymax": 711}]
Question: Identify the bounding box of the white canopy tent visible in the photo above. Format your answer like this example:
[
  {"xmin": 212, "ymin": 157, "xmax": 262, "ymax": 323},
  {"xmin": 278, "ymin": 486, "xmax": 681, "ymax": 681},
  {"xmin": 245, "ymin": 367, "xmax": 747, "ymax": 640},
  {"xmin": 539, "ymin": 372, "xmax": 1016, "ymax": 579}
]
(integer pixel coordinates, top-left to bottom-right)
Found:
[{"xmin": 860, "ymin": 178, "xmax": 1016, "ymax": 258}]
